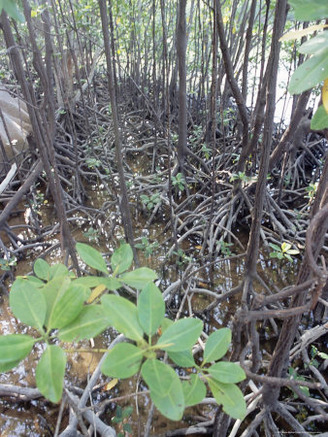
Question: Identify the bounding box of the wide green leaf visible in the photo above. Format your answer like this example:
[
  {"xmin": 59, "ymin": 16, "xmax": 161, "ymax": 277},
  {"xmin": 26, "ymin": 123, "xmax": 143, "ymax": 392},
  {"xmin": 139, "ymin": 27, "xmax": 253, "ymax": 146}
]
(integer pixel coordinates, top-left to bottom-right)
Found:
[
  {"xmin": 289, "ymin": 50, "xmax": 328, "ymax": 95},
  {"xmin": 168, "ymin": 349, "xmax": 196, "ymax": 367},
  {"xmin": 208, "ymin": 362, "xmax": 246, "ymax": 383},
  {"xmin": 207, "ymin": 377, "xmax": 246, "ymax": 420},
  {"xmin": 120, "ymin": 267, "xmax": 157, "ymax": 289},
  {"xmin": 288, "ymin": 0, "xmax": 328, "ymax": 21},
  {"xmin": 34, "ymin": 258, "xmax": 50, "ymax": 281},
  {"xmin": 47, "ymin": 283, "xmax": 87, "ymax": 330},
  {"xmin": 73, "ymin": 276, "xmax": 121, "ymax": 291},
  {"xmin": 41, "ymin": 276, "xmax": 71, "ymax": 328},
  {"xmin": 137, "ymin": 283, "xmax": 165, "ymax": 335},
  {"xmin": 111, "ymin": 243, "xmax": 133, "ymax": 274},
  {"xmin": 101, "ymin": 343, "xmax": 143, "ymax": 378},
  {"xmin": 101, "ymin": 295, "xmax": 144, "ymax": 341},
  {"xmin": 76, "ymin": 243, "xmax": 108, "ymax": 274},
  {"xmin": 203, "ymin": 328, "xmax": 231, "ymax": 365},
  {"xmin": 9, "ymin": 282, "xmax": 47, "ymax": 331},
  {"xmin": 49, "ymin": 263, "xmax": 69, "ymax": 280},
  {"xmin": 311, "ymin": 105, "xmax": 328, "ymax": 130},
  {"xmin": 141, "ymin": 359, "xmax": 177, "ymax": 396},
  {"xmin": 58, "ymin": 305, "xmax": 109, "ymax": 341},
  {"xmin": 150, "ymin": 380, "xmax": 185, "ymax": 421},
  {"xmin": 156, "ymin": 318, "xmax": 202, "ymax": 352},
  {"xmin": 182, "ymin": 374, "xmax": 206, "ymax": 407},
  {"xmin": 35, "ymin": 345, "xmax": 66, "ymax": 403},
  {"xmin": 0, "ymin": 335, "xmax": 35, "ymax": 371}
]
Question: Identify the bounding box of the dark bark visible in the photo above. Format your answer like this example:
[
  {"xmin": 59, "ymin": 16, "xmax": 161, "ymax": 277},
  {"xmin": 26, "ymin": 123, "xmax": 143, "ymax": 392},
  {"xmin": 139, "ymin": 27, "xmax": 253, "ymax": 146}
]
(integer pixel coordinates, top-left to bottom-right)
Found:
[
  {"xmin": 0, "ymin": 6, "xmax": 79, "ymax": 270},
  {"xmin": 176, "ymin": 0, "xmax": 188, "ymax": 171},
  {"xmin": 98, "ymin": 0, "xmax": 138, "ymax": 265}
]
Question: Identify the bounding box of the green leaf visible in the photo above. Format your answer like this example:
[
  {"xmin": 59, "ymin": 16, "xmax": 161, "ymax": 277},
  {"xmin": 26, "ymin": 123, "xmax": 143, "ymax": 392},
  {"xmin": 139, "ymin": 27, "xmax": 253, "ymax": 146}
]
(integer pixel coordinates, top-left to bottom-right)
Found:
[
  {"xmin": 137, "ymin": 283, "xmax": 165, "ymax": 335},
  {"xmin": 101, "ymin": 295, "xmax": 144, "ymax": 341},
  {"xmin": 156, "ymin": 318, "xmax": 202, "ymax": 352},
  {"xmin": 35, "ymin": 345, "xmax": 66, "ymax": 403},
  {"xmin": 168, "ymin": 349, "xmax": 196, "ymax": 367},
  {"xmin": 101, "ymin": 343, "xmax": 143, "ymax": 378},
  {"xmin": 289, "ymin": 50, "xmax": 328, "ymax": 95},
  {"xmin": 269, "ymin": 243, "xmax": 281, "ymax": 251},
  {"xmin": 203, "ymin": 328, "xmax": 231, "ymax": 365},
  {"xmin": 182, "ymin": 374, "xmax": 206, "ymax": 407},
  {"xmin": 76, "ymin": 243, "xmax": 108, "ymax": 274},
  {"xmin": 1, "ymin": 0, "xmax": 25, "ymax": 22},
  {"xmin": 150, "ymin": 382, "xmax": 185, "ymax": 421},
  {"xmin": 311, "ymin": 105, "xmax": 328, "ymax": 130},
  {"xmin": 111, "ymin": 243, "xmax": 133, "ymax": 274},
  {"xmin": 41, "ymin": 276, "xmax": 71, "ymax": 328},
  {"xmin": 47, "ymin": 283, "xmax": 86, "ymax": 330},
  {"xmin": 73, "ymin": 276, "xmax": 121, "ymax": 291},
  {"xmin": 288, "ymin": 0, "xmax": 328, "ymax": 21},
  {"xmin": 34, "ymin": 258, "xmax": 50, "ymax": 281},
  {"xmin": 9, "ymin": 282, "xmax": 47, "ymax": 331},
  {"xmin": 208, "ymin": 362, "xmax": 246, "ymax": 383},
  {"xmin": 142, "ymin": 359, "xmax": 185, "ymax": 420},
  {"xmin": 141, "ymin": 359, "xmax": 175, "ymax": 396},
  {"xmin": 120, "ymin": 267, "xmax": 157, "ymax": 289},
  {"xmin": 49, "ymin": 263, "xmax": 69, "ymax": 280},
  {"xmin": 0, "ymin": 335, "xmax": 35, "ymax": 371},
  {"xmin": 207, "ymin": 378, "xmax": 246, "ymax": 420},
  {"xmin": 58, "ymin": 305, "xmax": 109, "ymax": 341},
  {"xmin": 299, "ymin": 32, "xmax": 328, "ymax": 55},
  {"xmin": 161, "ymin": 318, "xmax": 174, "ymax": 333}
]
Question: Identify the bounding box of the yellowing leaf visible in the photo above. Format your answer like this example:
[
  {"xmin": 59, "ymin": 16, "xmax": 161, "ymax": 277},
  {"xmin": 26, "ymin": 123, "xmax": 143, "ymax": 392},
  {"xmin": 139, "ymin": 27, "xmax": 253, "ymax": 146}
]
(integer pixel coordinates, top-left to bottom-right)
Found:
[
  {"xmin": 87, "ymin": 284, "xmax": 106, "ymax": 303},
  {"xmin": 117, "ymin": 49, "xmax": 121, "ymax": 55},
  {"xmin": 104, "ymin": 378, "xmax": 118, "ymax": 391},
  {"xmin": 323, "ymin": 78, "xmax": 328, "ymax": 114},
  {"xmin": 195, "ymin": 245, "xmax": 202, "ymax": 250},
  {"xmin": 280, "ymin": 24, "xmax": 328, "ymax": 42}
]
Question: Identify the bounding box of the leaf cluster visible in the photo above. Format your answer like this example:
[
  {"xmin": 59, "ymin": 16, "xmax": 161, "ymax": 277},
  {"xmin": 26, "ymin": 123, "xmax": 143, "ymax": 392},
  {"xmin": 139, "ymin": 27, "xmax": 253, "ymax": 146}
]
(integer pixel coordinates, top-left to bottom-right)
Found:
[{"xmin": 0, "ymin": 243, "xmax": 246, "ymax": 422}]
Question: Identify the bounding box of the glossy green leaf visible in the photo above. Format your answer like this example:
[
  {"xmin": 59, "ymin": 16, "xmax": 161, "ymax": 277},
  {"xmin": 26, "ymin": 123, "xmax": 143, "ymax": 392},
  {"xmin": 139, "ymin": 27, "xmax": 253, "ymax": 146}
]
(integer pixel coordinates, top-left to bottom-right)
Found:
[
  {"xmin": 35, "ymin": 345, "xmax": 66, "ymax": 403},
  {"xmin": 101, "ymin": 295, "xmax": 144, "ymax": 341},
  {"xmin": 41, "ymin": 276, "xmax": 71, "ymax": 328},
  {"xmin": 73, "ymin": 276, "xmax": 121, "ymax": 291},
  {"xmin": 203, "ymin": 328, "xmax": 231, "ymax": 365},
  {"xmin": 101, "ymin": 343, "xmax": 143, "ymax": 378},
  {"xmin": 156, "ymin": 318, "xmax": 202, "ymax": 352},
  {"xmin": 208, "ymin": 362, "xmax": 246, "ymax": 383},
  {"xmin": 137, "ymin": 283, "xmax": 165, "ymax": 335},
  {"xmin": 207, "ymin": 378, "xmax": 246, "ymax": 420},
  {"xmin": 0, "ymin": 335, "xmax": 35, "ymax": 371},
  {"xmin": 150, "ymin": 380, "xmax": 185, "ymax": 421},
  {"xmin": 9, "ymin": 282, "xmax": 47, "ymax": 331},
  {"xmin": 182, "ymin": 374, "xmax": 206, "ymax": 407},
  {"xmin": 168, "ymin": 349, "xmax": 196, "ymax": 367},
  {"xmin": 311, "ymin": 105, "xmax": 328, "ymax": 130},
  {"xmin": 47, "ymin": 284, "xmax": 86, "ymax": 330},
  {"xmin": 141, "ymin": 359, "xmax": 175, "ymax": 396},
  {"xmin": 120, "ymin": 267, "xmax": 157, "ymax": 289},
  {"xmin": 58, "ymin": 305, "xmax": 109, "ymax": 341},
  {"xmin": 289, "ymin": 50, "xmax": 328, "ymax": 95},
  {"xmin": 76, "ymin": 243, "xmax": 108, "ymax": 274},
  {"xmin": 34, "ymin": 258, "xmax": 50, "ymax": 281},
  {"xmin": 299, "ymin": 32, "xmax": 328, "ymax": 55},
  {"xmin": 111, "ymin": 243, "xmax": 133, "ymax": 274},
  {"xmin": 288, "ymin": 0, "xmax": 328, "ymax": 21}
]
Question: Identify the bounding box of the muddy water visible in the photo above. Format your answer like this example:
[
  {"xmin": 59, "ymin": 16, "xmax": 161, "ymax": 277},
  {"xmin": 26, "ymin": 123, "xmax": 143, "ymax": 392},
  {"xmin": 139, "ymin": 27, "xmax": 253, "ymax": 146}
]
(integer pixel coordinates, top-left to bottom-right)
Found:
[{"xmin": 0, "ymin": 187, "xmax": 298, "ymax": 436}]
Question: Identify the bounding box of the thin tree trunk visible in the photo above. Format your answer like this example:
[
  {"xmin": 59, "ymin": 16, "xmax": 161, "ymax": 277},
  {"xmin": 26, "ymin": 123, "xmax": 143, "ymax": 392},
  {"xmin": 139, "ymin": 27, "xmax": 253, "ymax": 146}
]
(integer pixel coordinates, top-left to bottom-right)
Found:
[
  {"xmin": 176, "ymin": 0, "xmax": 188, "ymax": 172},
  {"xmin": 98, "ymin": 0, "xmax": 138, "ymax": 265}
]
